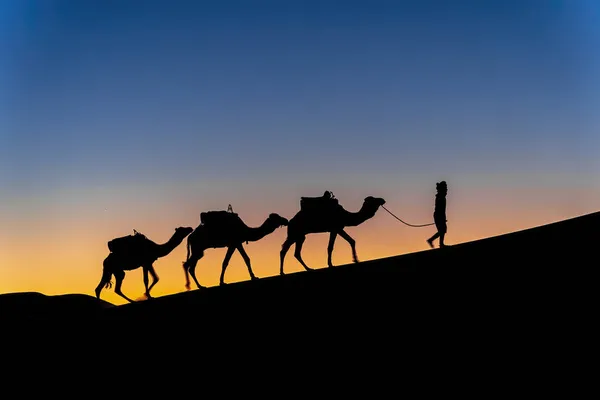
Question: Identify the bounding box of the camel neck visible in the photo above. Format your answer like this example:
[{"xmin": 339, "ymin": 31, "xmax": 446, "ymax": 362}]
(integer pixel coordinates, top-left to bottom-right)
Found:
[
  {"xmin": 155, "ymin": 235, "xmax": 182, "ymax": 257},
  {"xmin": 344, "ymin": 205, "xmax": 376, "ymax": 227},
  {"xmin": 245, "ymin": 220, "xmax": 276, "ymax": 242}
]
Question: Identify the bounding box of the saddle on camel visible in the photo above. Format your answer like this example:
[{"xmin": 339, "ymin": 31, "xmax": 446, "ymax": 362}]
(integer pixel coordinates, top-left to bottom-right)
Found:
[
  {"xmin": 300, "ymin": 190, "xmax": 340, "ymax": 213},
  {"xmin": 107, "ymin": 229, "xmax": 151, "ymax": 254}
]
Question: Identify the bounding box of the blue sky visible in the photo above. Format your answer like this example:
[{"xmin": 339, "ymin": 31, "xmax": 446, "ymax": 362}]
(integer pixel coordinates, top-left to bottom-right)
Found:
[{"xmin": 2, "ymin": 0, "xmax": 599, "ymax": 191}]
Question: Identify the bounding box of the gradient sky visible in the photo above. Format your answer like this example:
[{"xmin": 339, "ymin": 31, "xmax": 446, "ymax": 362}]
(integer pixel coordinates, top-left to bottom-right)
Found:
[{"xmin": 1, "ymin": 0, "xmax": 599, "ymax": 305}]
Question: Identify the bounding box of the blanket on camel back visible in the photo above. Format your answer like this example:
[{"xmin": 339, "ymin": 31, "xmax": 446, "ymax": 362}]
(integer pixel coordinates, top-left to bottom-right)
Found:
[
  {"xmin": 300, "ymin": 190, "xmax": 340, "ymax": 213},
  {"xmin": 108, "ymin": 230, "xmax": 151, "ymax": 254}
]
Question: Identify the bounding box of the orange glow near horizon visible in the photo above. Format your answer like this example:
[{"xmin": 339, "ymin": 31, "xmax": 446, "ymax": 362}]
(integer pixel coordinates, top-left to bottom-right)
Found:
[{"xmin": 1, "ymin": 181, "xmax": 598, "ymax": 306}]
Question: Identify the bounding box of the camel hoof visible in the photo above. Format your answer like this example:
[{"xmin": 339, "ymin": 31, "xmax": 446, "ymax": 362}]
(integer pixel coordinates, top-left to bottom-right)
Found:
[{"xmin": 251, "ymin": 276, "xmax": 259, "ymax": 281}]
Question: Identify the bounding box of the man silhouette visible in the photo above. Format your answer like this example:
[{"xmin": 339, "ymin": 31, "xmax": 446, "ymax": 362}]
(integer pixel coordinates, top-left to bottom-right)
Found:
[{"xmin": 427, "ymin": 181, "xmax": 448, "ymax": 248}]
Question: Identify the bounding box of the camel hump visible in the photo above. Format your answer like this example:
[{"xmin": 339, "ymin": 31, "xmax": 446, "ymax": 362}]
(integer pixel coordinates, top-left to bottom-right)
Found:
[
  {"xmin": 107, "ymin": 231, "xmax": 150, "ymax": 254},
  {"xmin": 200, "ymin": 210, "xmax": 243, "ymax": 228},
  {"xmin": 300, "ymin": 191, "xmax": 339, "ymax": 212}
]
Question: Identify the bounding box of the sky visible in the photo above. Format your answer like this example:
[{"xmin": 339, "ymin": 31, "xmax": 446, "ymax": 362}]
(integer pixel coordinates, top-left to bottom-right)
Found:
[{"xmin": 1, "ymin": 0, "xmax": 599, "ymax": 305}]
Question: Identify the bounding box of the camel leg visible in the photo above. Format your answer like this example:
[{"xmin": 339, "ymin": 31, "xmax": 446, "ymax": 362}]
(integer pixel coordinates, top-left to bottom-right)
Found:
[
  {"xmin": 219, "ymin": 246, "xmax": 236, "ymax": 285},
  {"xmin": 142, "ymin": 267, "xmax": 150, "ymax": 297},
  {"xmin": 280, "ymin": 237, "xmax": 295, "ymax": 275},
  {"xmin": 236, "ymin": 244, "xmax": 258, "ymax": 281},
  {"xmin": 338, "ymin": 229, "xmax": 359, "ymax": 263},
  {"xmin": 144, "ymin": 264, "xmax": 160, "ymax": 298},
  {"xmin": 113, "ymin": 270, "xmax": 135, "ymax": 303},
  {"xmin": 182, "ymin": 259, "xmax": 192, "ymax": 290},
  {"xmin": 183, "ymin": 251, "xmax": 205, "ymax": 290},
  {"xmin": 327, "ymin": 231, "xmax": 338, "ymax": 268},
  {"xmin": 294, "ymin": 236, "xmax": 313, "ymax": 271},
  {"xmin": 95, "ymin": 268, "xmax": 112, "ymax": 299}
]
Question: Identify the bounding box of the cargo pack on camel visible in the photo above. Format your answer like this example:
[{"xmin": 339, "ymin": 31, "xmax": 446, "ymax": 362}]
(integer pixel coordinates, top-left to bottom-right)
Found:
[
  {"xmin": 200, "ymin": 205, "xmax": 244, "ymax": 229},
  {"xmin": 108, "ymin": 229, "xmax": 151, "ymax": 254},
  {"xmin": 300, "ymin": 190, "xmax": 340, "ymax": 213}
]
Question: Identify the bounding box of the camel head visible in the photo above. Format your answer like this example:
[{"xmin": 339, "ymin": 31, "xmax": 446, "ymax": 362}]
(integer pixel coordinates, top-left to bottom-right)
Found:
[
  {"xmin": 174, "ymin": 226, "xmax": 194, "ymax": 239},
  {"xmin": 362, "ymin": 196, "xmax": 386, "ymax": 216},
  {"xmin": 267, "ymin": 213, "xmax": 289, "ymax": 228},
  {"xmin": 364, "ymin": 196, "xmax": 386, "ymax": 207}
]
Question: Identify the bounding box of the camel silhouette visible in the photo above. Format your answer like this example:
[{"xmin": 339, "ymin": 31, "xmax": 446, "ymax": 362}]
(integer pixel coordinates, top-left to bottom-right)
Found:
[
  {"xmin": 280, "ymin": 195, "xmax": 386, "ymax": 274},
  {"xmin": 95, "ymin": 226, "xmax": 193, "ymax": 303},
  {"xmin": 182, "ymin": 212, "xmax": 289, "ymax": 289}
]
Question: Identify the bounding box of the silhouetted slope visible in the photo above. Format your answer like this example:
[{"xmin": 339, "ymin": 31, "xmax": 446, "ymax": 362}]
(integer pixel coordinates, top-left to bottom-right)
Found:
[
  {"xmin": 99, "ymin": 211, "xmax": 598, "ymax": 333},
  {"xmin": 4, "ymin": 211, "xmax": 597, "ymax": 335}
]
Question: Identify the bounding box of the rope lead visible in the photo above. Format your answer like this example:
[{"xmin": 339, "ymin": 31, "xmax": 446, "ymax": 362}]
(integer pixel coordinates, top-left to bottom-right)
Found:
[{"xmin": 381, "ymin": 205, "xmax": 436, "ymax": 228}]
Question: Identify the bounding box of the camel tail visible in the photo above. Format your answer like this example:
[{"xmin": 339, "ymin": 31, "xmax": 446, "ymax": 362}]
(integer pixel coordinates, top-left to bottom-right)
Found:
[
  {"xmin": 96, "ymin": 262, "xmax": 113, "ymax": 299},
  {"xmin": 100, "ymin": 255, "xmax": 115, "ymax": 290}
]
